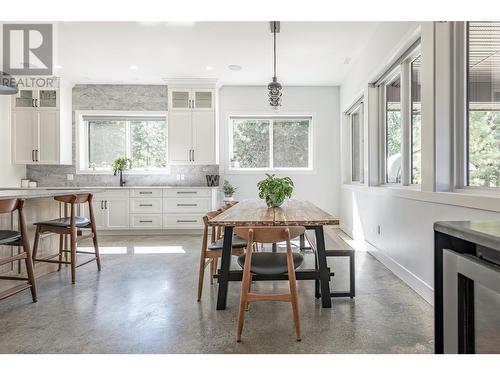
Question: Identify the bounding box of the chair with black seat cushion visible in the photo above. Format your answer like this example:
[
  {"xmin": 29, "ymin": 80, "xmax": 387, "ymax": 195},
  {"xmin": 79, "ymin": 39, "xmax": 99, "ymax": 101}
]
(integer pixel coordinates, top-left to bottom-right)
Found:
[
  {"xmin": 197, "ymin": 209, "xmax": 247, "ymax": 301},
  {"xmin": 0, "ymin": 198, "xmax": 37, "ymax": 302},
  {"xmin": 32, "ymin": 194, "xmax": 100, "ymax": 284},
  {"xmin": 233, "ymin": 226, "xmax": 305, "ymax": 342}
]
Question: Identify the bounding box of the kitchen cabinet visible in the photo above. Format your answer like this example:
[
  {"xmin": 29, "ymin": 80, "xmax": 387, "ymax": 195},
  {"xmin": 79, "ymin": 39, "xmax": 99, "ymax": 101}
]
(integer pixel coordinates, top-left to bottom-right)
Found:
[
  {"xmin": 168, "ymin": 85, "xmax": 216, "ymax": 165},
  {"xmin": 169, "ymin": 89, "xmax": 214, "ymax": 111},
  {"xmin": 11, "ymin": 81, "xmax": 72, "ymax": 165},
  {"xmin": 13, "ymin": 89, "xmax": 59, "ymax": 110},
  {"xmin": 80, "ymin": 187, "xmax": 217, "ymax": 231},
  {"xmin": 12, "ymin": 111, "xmax": 60, "ymax": 164},
  {"xmin": 83, "ymin": 191, "xmax": 130, "ymax": 230}
]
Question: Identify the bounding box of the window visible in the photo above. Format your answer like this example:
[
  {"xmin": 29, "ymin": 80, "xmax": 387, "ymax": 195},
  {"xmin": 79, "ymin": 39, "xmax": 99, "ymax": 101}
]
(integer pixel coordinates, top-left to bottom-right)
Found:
[
  {"xmin": 82, "ymin": 115, "xmax": 167, "ymax": 171},
  {"xmin": 411, "ymin": 56, "xmax": 422, "ymax": 184},
  {"xmin": 229, "ymin": 117, "xmax": 312, "ymax": 170},
  {"xmin": 385, "ymin": 75, "xmax": 402, "ymax": 183},
  {"xmin": 346, "ymin": 102, "xmax": 364, "ymax": 183},
  {"xmin": 466, "ymin": 22, "xmax": 500, "ymax": 188},
  {"xmin": 377, "ymin": 41, "xmax": 421, "ymax": 186}
]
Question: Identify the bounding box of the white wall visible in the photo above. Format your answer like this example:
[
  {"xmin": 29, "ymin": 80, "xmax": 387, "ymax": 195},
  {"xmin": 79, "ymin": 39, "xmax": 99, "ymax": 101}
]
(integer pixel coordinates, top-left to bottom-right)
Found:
[
  {"xmin": 218, "ymin": 86, "xmax": 340, "ymax": 216},
  {"xmin": 0, "ymin": 96, "xmax": 25, "ymax": 187},
  {"xmin": 339, "ymin": 22, "xmax": 500, "ymax": 304}
]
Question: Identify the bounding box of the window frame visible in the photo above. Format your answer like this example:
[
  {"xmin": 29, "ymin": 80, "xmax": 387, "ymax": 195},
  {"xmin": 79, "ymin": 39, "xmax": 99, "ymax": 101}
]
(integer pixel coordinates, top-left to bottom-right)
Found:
[
  {"xmin": 455, "ymin": 21, "xmax": 500, "ymax": 191},
  {"xmin": 345, "ymin": 99, "xmax": 364, "ymax": 184},
  {"xmin": 227, "ymin": 115, "xmax": 314, "ymax": 174},
  {"xmin": 377, "ymin": 44, "xmax": 422, "ymax": 187},
  {"xmin": 75, "ymin": 110, "xmax": 169, "ymax": 174}
]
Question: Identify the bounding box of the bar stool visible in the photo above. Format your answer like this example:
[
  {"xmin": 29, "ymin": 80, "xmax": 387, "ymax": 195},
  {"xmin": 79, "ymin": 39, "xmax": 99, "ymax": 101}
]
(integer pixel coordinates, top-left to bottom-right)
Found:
[
  {"xmin": 234, "ymin": 226, "xmax": 305, "ymax": 342},
  {"xmin": 32, "ymin": 194, "xmax": 101, "ymax": 284},
  {"xmin": 0, "ymin": 198, "xmax": 37, "ymax": 302}
]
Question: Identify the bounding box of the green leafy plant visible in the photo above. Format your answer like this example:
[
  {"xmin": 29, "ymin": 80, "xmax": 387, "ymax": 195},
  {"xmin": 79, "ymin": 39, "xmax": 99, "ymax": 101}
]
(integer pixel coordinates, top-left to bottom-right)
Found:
[
  {"xmin": 223, "ymin": 180, "xmax": 237, "ymax": 197},
  {"xmin": 257, "ymin": 174, "xmax": 294, "ymax": 208},
  {"xmin": 111, "ymin": 156, "xmax": 132, "ymax": 175}
]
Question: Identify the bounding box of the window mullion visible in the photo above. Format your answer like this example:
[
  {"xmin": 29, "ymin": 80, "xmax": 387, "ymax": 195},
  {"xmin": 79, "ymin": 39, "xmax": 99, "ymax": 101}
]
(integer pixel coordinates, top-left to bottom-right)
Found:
[
  {"xmin": 126, "ymin": 121, "xmax": 131, "ymax": 158},
  {"xmin": 401, "ymin": 61, "xmax": 411, "ymax": 186},
  {"xmin": 269, "ymin": 119, "xmax": 274, "ymax": 169}
]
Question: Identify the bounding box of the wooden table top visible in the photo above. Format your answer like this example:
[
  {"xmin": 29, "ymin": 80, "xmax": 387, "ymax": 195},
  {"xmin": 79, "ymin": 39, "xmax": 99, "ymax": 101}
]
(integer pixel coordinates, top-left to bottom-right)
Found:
[{"xmin": 209, "ymin": 198, "xmax": 339, "ymax": 226}]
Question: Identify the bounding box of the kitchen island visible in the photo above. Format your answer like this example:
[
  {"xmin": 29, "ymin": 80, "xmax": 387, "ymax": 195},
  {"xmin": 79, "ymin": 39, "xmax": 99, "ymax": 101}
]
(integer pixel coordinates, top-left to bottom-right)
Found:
[{"xmin": 0, "ymin": 188, "xmax": 103, "ymax": 294}]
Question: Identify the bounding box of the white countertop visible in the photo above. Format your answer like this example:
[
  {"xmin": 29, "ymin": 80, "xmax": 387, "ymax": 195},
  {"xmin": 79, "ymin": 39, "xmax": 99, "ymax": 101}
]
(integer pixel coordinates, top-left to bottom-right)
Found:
[{"xmin": 0, "ymin": 188, "xmax": 105, "ymax": 200}]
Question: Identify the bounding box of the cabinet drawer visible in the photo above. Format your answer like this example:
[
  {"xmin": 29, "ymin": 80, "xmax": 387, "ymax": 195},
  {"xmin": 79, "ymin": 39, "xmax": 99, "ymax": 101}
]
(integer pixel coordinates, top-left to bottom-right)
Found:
[
  {"xmin": 130, "ymin": 188, "xmax": 163, "ymax": 198},
  {"xmin": 163, "ymin": 188, "xmax": 211, "ymax": 198},
  {"xmin": 130, "ymin": 198, "xmax": 162, "ymax": 213},
  {"xmin": 130, "ymin": 214, "xmax": 163, "ymax": 229},
  {"xmin": 164, "ymin": 197, "xmax": 210, "ymax": 212},
  {"xmin": 163, "ymin": 214, "xmax": 203, "ymax": 229}
]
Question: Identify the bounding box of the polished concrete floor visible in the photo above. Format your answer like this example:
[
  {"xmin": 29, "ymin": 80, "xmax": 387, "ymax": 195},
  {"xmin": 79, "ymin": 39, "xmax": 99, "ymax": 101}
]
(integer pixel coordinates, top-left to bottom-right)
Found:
[{"xmin": 0, "ymin": 233, "xmax": 433, "ymax": 354}]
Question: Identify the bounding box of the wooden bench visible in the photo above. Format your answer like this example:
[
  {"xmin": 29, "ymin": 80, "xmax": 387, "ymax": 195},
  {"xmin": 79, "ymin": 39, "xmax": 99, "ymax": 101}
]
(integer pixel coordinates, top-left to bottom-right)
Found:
[{"xmin": 304, "ymin": 226, "xmax": 355, "ymax": 298}]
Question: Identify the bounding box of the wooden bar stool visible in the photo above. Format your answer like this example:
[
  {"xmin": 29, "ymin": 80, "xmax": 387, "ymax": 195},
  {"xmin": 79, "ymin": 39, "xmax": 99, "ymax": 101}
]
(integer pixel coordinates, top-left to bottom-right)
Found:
[
  {"xmin": 234, "ymin": 226, "xmax": 305, "ymax": 342},
  {"xmin": 197, "ymin": 210, "xmax": 247, "ymax": 301},
  {"xmin": 0, "ymin": 198, "xmax": 37, "ymax": 302},
  {"xmin": 32, "ymin": 194, "xmax": 100, "ymax": 284}
]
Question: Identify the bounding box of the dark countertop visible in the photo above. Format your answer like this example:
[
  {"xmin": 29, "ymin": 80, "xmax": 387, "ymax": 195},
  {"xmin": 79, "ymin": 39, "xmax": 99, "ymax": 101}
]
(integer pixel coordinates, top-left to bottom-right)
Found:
[
  {"xmin": 434, "ymin": 220, "xmax": 500, "ymax": 252},
  {"xmin": 0, "ymin": 188, "xmax": 105, "ymax": 200}
]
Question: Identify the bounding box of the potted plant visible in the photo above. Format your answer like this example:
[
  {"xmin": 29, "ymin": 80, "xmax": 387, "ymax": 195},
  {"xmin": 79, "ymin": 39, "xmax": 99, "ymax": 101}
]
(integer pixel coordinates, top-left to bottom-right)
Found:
[
  {"xmin": 223, "ymin": 180, "xmax": 237, "ymax": 201},
  {"xmin": 257, "ymin": 174, "xmax": 294, "ymax": 208},
  {"xmin": 112, "ymin": 156, "xmax": 132, "ymax": 187}
]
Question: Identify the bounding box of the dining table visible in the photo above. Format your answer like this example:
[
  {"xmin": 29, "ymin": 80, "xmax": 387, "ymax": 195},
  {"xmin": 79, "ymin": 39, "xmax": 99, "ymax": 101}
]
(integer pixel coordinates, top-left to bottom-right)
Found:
[{"xmin": 209, "ymin": 198, "xmax": 339, "ymax": 310}]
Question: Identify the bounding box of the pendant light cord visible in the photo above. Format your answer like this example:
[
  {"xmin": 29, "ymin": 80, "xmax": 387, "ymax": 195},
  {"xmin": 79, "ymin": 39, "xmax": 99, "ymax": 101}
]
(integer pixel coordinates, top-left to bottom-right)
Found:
[{"xmin": 273, "ymin": 22, "xmax": 277, "ymax": 78}]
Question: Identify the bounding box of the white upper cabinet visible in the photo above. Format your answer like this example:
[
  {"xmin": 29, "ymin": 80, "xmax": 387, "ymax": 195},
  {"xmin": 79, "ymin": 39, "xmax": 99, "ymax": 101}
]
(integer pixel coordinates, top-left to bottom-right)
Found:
[
  {"xmin": 167, "ymin": 84, "xmax": 216, "ymax": 165},
  {"xmin": 11, "ymin": 81, "xmax": 71, "ymax": 165},
  {"xmin": 13, "ymin": 89, "xmax": 59, "ymax": 110},
  {"xmin": 168, "ymin": 88, "xmax": 214, "ymax": 111}
]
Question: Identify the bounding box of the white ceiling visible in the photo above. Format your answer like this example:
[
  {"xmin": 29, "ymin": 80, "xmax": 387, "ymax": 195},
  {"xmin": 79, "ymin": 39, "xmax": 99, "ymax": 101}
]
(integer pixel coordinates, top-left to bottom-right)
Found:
[{"xmin": 55, "ymin": 22, "xmax": 381, "ymax": 86}]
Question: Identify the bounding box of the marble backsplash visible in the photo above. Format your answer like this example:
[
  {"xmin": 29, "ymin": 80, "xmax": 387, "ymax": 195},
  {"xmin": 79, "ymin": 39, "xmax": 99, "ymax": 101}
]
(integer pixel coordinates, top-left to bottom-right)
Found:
[
  {"xmin": 26, "ymin": 84, "xmax": 220, "ymax": 187},
  {"xmin": 27, "ymin": 164, "xmax": 219, "ymax": 187}
]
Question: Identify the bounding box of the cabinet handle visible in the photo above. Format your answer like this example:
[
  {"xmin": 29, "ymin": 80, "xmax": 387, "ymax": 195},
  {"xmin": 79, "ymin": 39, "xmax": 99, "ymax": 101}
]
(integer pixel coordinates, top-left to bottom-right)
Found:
[
  {"xmin": 32, "ymin": 99, "xmax": 35, "ymax": 107},
  {"xmin": 31, "ymin": 150, "xmax": 34, "ymax": 162},
  {"xmin": 104, "ymin": 200, "xmax": 108, "ymax": 209},
  {"xmin": 139, "ymin": 220, "xmax": 153, "ymax": 223},
  {"xmin": 35, "ymin": 99, "xmax": 39, "ymax": 107},
  {"xmin": 35, "ymin": 149, "xmax": 38, "ymax": 162},
  {"xmin": 139, "ymin": 204, "xmax": 153, "ymax": 207},
  {"xmin": 177, "ymin": 220, "xmax": 198, "ymax": 223},
  {"xmin": 177, "ymin": 191, "xmax": 197, "ymax": 194},
  {"xmin": 192, "ymin": 149, "xmax": 194, "ymax": 162},
  {"xmin": 139, "ymin": 191, "xmax": 153, "ymax": 194},
  {"xmin": 177, "ymin": 203, "xmax": 197, "ymax": 207},
  {"xmin": 101, "ymin": 200, "xmax": 104, "ymax": 209}
]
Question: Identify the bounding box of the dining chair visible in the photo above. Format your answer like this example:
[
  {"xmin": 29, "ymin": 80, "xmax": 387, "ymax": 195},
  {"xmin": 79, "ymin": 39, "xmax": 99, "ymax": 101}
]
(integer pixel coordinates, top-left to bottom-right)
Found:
[
  {"xmin": 0, "ymin": 198, "xmax": 37, "ymax": 302},
  {"xmin": 32, "ymin": 193, "xmax": 101, "ymax": 284},
  {"xmin": 197, "ymin": 209, "xmax": 247, "ymax": 301},
  {"xmin": 233, "ymin": 226, "xmax": 305, "ymax": 342}
]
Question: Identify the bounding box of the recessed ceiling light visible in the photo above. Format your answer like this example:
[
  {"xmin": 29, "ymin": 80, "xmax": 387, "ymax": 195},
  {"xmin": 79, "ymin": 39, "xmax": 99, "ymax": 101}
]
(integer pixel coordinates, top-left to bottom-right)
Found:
[
  {"xmin": 129, "ymin": 65, "xmax": 138, "ymax": 70},
  {"xmin": 228, "ymin": 64, "xmax": 242, "ymax": 71},
  {"xmin": 343, "ymin": 58, "xmax": 351, "ymax": 65},
  {"xmin": 205, "ymin": 65, "xmax": 214, "ymax": 71},
  {"xmin": 54, "ymin": 64, "xmax": 63, "ymax": 70}
]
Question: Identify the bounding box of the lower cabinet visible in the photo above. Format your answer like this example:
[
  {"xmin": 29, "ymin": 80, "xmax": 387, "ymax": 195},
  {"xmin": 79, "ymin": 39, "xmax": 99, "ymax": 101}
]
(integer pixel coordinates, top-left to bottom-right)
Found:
[
  {"xmin": 83, "ymin": 191, "xmax": 130, "ymax": 230},
  {"xmin": 83, "ymin": 187, "xmax": 217, "ymax": 231}
]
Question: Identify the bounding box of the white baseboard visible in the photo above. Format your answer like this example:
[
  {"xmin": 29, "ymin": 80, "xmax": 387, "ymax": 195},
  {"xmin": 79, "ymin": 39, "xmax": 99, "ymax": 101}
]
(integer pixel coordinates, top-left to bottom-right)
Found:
[{"xmin": 340, "ymin": 224, "xmax": 434, "ymax": 305}]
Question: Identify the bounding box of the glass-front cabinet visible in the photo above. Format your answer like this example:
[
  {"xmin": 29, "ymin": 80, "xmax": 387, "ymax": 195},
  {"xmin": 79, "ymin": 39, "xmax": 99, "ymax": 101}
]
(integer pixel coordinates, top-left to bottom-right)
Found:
[
  {"xmin": 13, "ymin": 89, "xmax": 59, "ymax": 110},
  {"xmin": 169, "ymin": 89, "xmax": 214, "ymax": 111}
]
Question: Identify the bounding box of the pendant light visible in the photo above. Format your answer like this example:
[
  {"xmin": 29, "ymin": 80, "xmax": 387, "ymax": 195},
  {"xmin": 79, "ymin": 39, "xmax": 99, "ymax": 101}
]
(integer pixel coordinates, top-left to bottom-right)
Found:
[{"xmin": 268, "ymin": 21, "xmax": 282, "ymax": 108}]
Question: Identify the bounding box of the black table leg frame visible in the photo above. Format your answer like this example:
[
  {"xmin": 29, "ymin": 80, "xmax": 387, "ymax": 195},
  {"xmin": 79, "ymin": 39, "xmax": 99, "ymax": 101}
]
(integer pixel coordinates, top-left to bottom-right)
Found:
[
  {"xmin": 313, "ymin": 225, "xmax": 332, "ymax": 308},
  {"xmin": 216, "ymin": 226, "xmax": 234, "ymax": 310}
]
